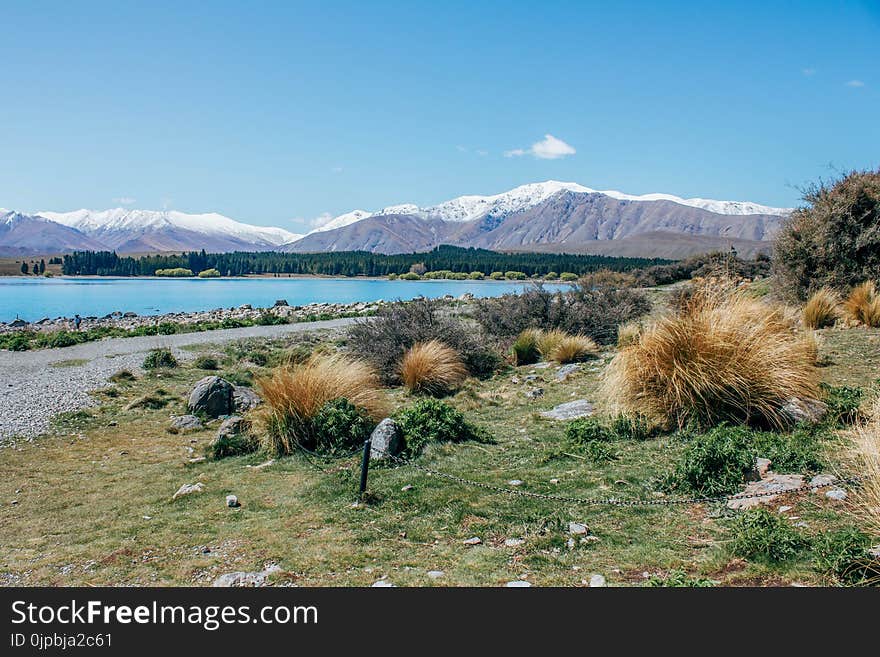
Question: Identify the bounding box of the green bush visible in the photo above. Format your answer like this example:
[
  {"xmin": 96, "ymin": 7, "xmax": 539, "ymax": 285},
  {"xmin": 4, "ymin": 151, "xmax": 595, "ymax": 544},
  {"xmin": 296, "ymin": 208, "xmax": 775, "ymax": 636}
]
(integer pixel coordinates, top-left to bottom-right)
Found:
[
  {"xmin": 504, "ymin": 271, "xmax": 527, "ymax": 280},
  {"xmin": 543, "ymin": 272, "xmax": 559, "ymax": 280},
  {"xmin": 560, "ymin": 272, "xmax": 578, "ymax": 281},
  {"xmin": 666, "ymin": 425, "xmax": 756, "ymax": 496},
  {"xmin": 255, "ymin": 312, "xmax": 288, "ymax": 326},
  {"xmin": 580, "ymin": 440, "xmax": 617, "ymax": 463},
  {"xmin": 311, "ymin": 398, "xmax": 376, "ymax": 455},
  {"xmin": 394, "ymin": 398, "xmax": 489, "ymax": 456},
  {"xmin": 511, "ymin": 330, "xmax": 540, "ymax": 366},
  {"xmin": 645, "ymin": 570, "xmax": 714, "ymax": 587},
  {"xmin": 142, "ymin": 348, "xmax": 178, "ymax": 369},
  {"xmin": 44, "ymin": 331, "xmax": 79, "ymax": 348},
  {"xmin": 750, "ymin": 424, "xmax": 825, "ymax": 473},
  {"xmin": 813, "ymin": 527, "xmax": 878, "ymax": 585},
  {"xmin": 729, "ymin": 508, "xmax": 806, "ymax": 564},
  {"xmin": 399, "ymin": 272, "xmax": 422, "ymax": 280},
  {"xmin": 198, "ymin": 268, "xmax": 221, "ymax": 278},
  {"xmin": 490, "ymin": 272, "xmax": 505, "ymax": 280},
  {"xmin": 157, "ymin": 322, "xmax": 179, "ymax": 335},
  {"xmin": 821, "ymin": 383, "xmax": 863, "ymax": 426},
  {"xmin": 609, "ymin": 413, "xmax": 653, "ymax": 441},
  {"xmin": 193, "ymin": 355, "xmax": 220, "ymax": 370},
  {"xmin": 566, "ymin": 418, "xmax": 614, "ymax": 443},
  {"xmin": 468, "ymin": 271, "xmax": 485, "ymax": 280},
  {"xmin": 210, "ymin": 423, "xmax": 260, "ymax": 459},
  {"xmin": 1, "ymin": 332, "xmax": 33, "ymax": 351},
  {"xmin": 155, "ymin": 268, "xmax": 194, "ymax": 277}
]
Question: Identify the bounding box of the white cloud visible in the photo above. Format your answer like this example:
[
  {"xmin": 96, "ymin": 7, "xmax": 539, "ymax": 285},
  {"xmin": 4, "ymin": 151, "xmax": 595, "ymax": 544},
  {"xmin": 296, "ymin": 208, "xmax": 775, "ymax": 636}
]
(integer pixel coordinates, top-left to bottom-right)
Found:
[
  {"xmin": 802, "ymin": 68, "xmax": 816, "ymax": 76},
  {"xmin": 846, "ymin": 79, "xmax": 865, "ymax": 87},
  {"xmin": 504, "ymin": 134, "xmax": 576, "ymax": 160},
  {"xmin": 114, "ymin": 196, "xmax": 136, "ymax": 205}
]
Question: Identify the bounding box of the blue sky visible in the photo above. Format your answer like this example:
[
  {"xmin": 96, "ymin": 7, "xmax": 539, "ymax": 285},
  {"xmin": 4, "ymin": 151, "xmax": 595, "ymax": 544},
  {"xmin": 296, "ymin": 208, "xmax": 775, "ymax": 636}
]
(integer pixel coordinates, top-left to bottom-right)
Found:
[{"xmin": 1, "ymin": 1, "xmax": 878, "ymax": 233}]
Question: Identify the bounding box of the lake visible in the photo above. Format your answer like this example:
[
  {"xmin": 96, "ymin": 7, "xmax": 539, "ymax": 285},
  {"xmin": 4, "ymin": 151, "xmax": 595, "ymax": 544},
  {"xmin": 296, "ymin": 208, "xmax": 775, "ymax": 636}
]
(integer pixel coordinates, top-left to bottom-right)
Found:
[{"xmin": 0, "ymin": 277, "xmax": 563, "ymax": 322}]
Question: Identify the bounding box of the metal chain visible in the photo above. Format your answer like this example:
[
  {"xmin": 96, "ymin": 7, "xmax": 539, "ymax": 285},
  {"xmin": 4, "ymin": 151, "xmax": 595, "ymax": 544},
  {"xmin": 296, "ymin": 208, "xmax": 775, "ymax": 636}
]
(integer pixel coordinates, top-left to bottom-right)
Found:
[{"xmin": 372, "ymin": 447, "xmax": 863, "ymax": 507}]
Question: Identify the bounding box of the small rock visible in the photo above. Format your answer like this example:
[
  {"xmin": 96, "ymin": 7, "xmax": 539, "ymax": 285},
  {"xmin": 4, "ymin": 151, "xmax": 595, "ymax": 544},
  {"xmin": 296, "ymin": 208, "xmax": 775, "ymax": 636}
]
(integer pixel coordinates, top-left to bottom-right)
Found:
[
  {"xmin": 868, "ymin": 545, "xmax": 880, "ymax": 559},
  {"xmin": 232, "ymin": 386, "xmax": 262, "ymax": 413},
  {"xmin": 568, "ymin": 522, "xmax": 589, "ymax": 535},
  {"xmin": 524, "ymin": 374, "xmax": 540, "ymax": 382},
  {"xmin": 727, "ymin": 474, "xmax": 805, "ymax": 510},
  {"xmin": 504, "ymin": 538, "xmax": 525, "ymax": 547},
  {"xmin": 187, "ymin": 457, "xmax": 206, "ymax": 464},
  {"xmin": 226, "ymin": 495, "xmax": 240, "ymax": 508},
  {"xmin": 172, "ymin": 482, "xmax": 204, "ymax": 500},
  {"xmin": 825, "ymin": 488, "xmax": 847, "ymax": 501},
  {"xmin": 510, "ymin": 376, "xmax": 521, "ymax": 384},
  {"xmin": 580, "ymin": 536, "xmax": 600, "ymax": 544},
  {"xmin": 169, "ymin": 414, "xmax": 204, "ymax": 433},
  {"xmin": 781, "ymin": 397, "xmax": 828, "ymax": 425},
  {"xmin": 589, "ymin": 574, "xmax": 607, "ymax": 588},
  {"xmin": 549, "ymin": 478, "xmax": 559, "ymax": 484},
  {"xmin": 249, "ymin": 459, "xmax": 276, "ymax": 470},
  {"xmin": 566, "ymin": 538, "xmax": 576, "ymax": 549},
  {"xmin": 427, "ymin": 570, "xmax": 445, "ymax": 579},
  {"xmin": 370, "ymin": 418, "xmax": 404, "ymax": 460},
  {"xmin": 401, "ymin": 484, "xmax": 414, "ymax": 492},
  {"xmin": 524, "ymin": 387, "xmax": 544, "ymax": 399},
  {"xmin": 508, "ymin": 479, "xmax": 524, "ymax": 486},
  {"xmin": 371, "ymin": 580, "xmax": 395, "ymax": 587},
  {"xmin": 505, "ymin": 581, "xmax": 532, "ymax": 587},
  {"xmin": 778, "ymin": 505, "xmax": 793, "ymax": 513},
  {"xmin": 810, "ymin": 474, "xmax": 837, "ymax": 489},
  {"xmin": 540, "ymin": 400, "xmax": 594, "ymax": 421},
  {"xmin": 755, "ymin": 457, "xmax": 772, "ymax": 479},
  {"xmin": 556, "ymin": 363, "xmax": 580, "ymax": 381},
  {"xmin": 463, "ymin": 537, "xmax": 482, "ymax": 546},
  {"xmin": 212, "ymin": 567, "xmax": 277, "ymax": 587}
]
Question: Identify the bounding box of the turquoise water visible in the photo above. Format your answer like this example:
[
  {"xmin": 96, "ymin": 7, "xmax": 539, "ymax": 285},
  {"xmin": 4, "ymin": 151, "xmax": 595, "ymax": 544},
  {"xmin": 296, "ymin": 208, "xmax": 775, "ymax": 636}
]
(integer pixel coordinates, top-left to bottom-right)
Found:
[{"xmin": 0, "ymin": 277, "xmax": 560, "ymax": 322}]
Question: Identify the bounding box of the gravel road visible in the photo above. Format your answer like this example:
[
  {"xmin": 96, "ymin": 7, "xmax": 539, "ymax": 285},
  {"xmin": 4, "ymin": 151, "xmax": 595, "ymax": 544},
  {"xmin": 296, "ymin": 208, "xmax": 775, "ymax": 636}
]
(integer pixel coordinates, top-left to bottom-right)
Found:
[{"xmin": 0, "ymin": 317, "xmax": 358, "ymax": 442}]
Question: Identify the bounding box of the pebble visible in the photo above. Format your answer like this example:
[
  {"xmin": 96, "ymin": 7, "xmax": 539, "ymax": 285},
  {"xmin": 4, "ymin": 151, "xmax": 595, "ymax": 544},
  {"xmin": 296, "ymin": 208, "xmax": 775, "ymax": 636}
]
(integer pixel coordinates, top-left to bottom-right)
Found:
[
  {"xmin": 226, "ymin": 495, "xmax": 240, "ymax": 508},
  {"xmin": 172, "ymin": 482, "xmax": 204, "ymax": 500},
  {"xmin": 401, "ymin": 484, "xmax": 414, "ymax": 492},
  {"xmin": 427, "ymin": 570, "xmax": 445, "ymax": 579},
  {"xmin": 508, "ymin": 479, "xmax": 524, "ymax": 486},
  {"xmin": 504, "ymin": 538, "xmax": 525, "ymax": 547},
  {"xmin": 825, "ymin": 488, "xmax": 847, "ymax": 501},
  {"xmin": 778, "ymin": 505, "xmax": 793, "ymax": 513},
  {"xmin": 568, "ymin": 522, "xmax": 589, "ymax": 535},
  {"xmin": 505, "ymin": 581, "xmax": 532, "ymax": 587},
  {"xmin": 371, "ymin": 579, "xmax": 395, "ymax": 587},
  {"xmin": 463, "ymin": 537, "xmax": 482, "ymax": 545},
  {"xmin": 589, "ymin": 574, "xmax": 607, "ymax": 588}
]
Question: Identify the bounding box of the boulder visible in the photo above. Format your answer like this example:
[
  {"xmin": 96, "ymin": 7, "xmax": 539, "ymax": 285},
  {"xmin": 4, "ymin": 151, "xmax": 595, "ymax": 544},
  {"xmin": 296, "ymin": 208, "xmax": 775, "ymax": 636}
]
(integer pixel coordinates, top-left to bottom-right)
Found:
[
  {"xmin": 369, "ymin": 418, "xmax": 404, "ymax": 460},
  {"xmin": 233, "ymin": 386, "xmax": 262, "ymax": 413},
  {"xmin": 188, "ymin": 376, "xmax": 235, "ymax": 417},
  {"xmin": 540, "ymin": 400, "xmax": 594, "ymax": 421},
  {"xmin": 168, "ymin": 414, "xmax": 204, "ymax": 433},
  {"xmin": 727, "ymin": 474, "xmax": 805, "ymax": 510},
  {"xmin": 274, "ymin": 299, "xmax": 289, "ymax": 307},
  {"xmin": 215, "ymin": 416, "xmax": 248, "ymax": 442},
  {"xmin": 781, "ymin": 397, "xmax": 828, "ymax": 425},
  {"xmin": 172, "ymin": 482, "xmax": 204, "ymax": 500}
]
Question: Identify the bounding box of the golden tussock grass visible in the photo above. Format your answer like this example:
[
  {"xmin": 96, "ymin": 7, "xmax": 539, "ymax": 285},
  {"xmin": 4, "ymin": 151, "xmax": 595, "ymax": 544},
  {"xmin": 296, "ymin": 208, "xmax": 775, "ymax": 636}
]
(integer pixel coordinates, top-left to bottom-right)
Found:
[
  {"xmin": 535, "ymin": 329, "xmax": 567, "ymax": 360},
  {"xmin": 551, "ymin": 334, "xmax": 599, "ymax": 364},
  {"xmin": 255, "ymin": 352, "xmax": 388, "ymax": 455},
  {"xmin": 400, "ymin": 340, "xmax": 467, "ymax": 396},
  {"xmin": 851, "ymin": 400, "xmax": 880, "ymax": 540},
  {"xmin": 601, "ymin": 286, "xmax": 820, "ymax": 430},
  {"xmin": 616, "ymin": 321, "xmax": 642, "ymax": 348},
  {"xmin": 844, "ymin": 281, "xmax": 880, "ymax": 327},
  {"xmin": 803, "ymin": 287, "xmax": 841, "ymax": 329}
]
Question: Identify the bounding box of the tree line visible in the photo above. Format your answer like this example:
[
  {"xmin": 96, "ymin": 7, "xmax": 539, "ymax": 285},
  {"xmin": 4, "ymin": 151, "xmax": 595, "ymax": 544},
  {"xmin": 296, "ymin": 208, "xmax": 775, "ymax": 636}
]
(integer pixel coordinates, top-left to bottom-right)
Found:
[{"xmin": 61, "ymin": 246, "xmax": 670, "ymax": 277}]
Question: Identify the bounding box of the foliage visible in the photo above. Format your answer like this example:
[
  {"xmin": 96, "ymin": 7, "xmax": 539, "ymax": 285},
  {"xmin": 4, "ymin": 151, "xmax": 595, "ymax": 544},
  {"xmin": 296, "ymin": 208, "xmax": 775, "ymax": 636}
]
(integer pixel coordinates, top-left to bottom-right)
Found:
[
  {"xmin": 142, "ymin": 348, "xmax": 178, "ymax": 369},
  {"xmin": 774, "ymin": 169, "xmax": 880, "ymax": 300},
  {"xmin": 812, "ymin": 527, "xmax": 878, "ymax": 586},
  {"xmin": 108, "ymin": 369, "xmax": 136, "ymax": 383},
  {"xmin": 821, "ymin": 383, "xmax": 863, "ymax": 426},
  {"xmin": 645, "ymin": 570, "xmax": 714, "ymax": 587},
  {"xmin": 566, "ymin": 418, "xmax": 614, "ymax": 443},
  {"xmin": 843, "ymin": 281, "xmax": 880, "ymax": 327},
  {"xmin": 154, "ymin": 268, "xmax": 194, "ymax": 277},
  {"xmin": 210, "ymin": 424, "xmax": 260, "ymax": 459},
  {"xmin": 255, "ymin": 312, "xmax": 289, "ymax": 326},
  {"xmin": 347, "ymin": 298, "xmax": 501, "ymax": 384},
  {"xmin": 580, "ymin": 440, "xmax": 618, "ymax": 463},
  {"xmin": 602, "ymin": 285, "xmax": 820, "ymax": 430},
  {"xmin": 311, "ymin": 398, "xmax": 377, "ymax": 455},
  {"xmin": 665, "ymin": 425, "xmax": 757, "ymax": 496},
  {"xmin": 609, "ymin": 413, "xmax": 654, "ymax": 441},
  {"xmin": 803, "ymin": 287, "xmax": 841, "ymax": 329},
  {"xmin": 394, "ymin": 398, "xmax": 489, "ymax": 456},
  {"xmin": 729, "ymin": 508, "xmax": 806, "ymax": 564},
  {"xmin": 400, "ymin": 340, "xmax": 468, "ymax": 396},
  {"xmin": 192, "ymin": 355, "xmax": 220, "ymax": 370},
  {"xmin": 197, "ymin": 268, "xmax": 221, "ymax": 278},
  {"xmin": 511, "ymin": 329, "xmax": 541, "ymax": 366}
]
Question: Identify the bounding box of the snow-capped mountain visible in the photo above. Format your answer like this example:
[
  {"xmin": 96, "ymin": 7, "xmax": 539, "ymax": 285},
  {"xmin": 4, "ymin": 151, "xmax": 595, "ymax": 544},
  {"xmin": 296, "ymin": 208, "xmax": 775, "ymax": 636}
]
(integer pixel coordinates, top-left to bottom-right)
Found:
[
  {"xmin": 0, "ymin": 211, "xmax": 108, "ymax": 255},
  {"xmin": 311, "ymin": 181, "xmax": 791, "ymax": 234},
  {"xmin": 35, "ymin": 208, "xmax": 302, "ymax": 253}
]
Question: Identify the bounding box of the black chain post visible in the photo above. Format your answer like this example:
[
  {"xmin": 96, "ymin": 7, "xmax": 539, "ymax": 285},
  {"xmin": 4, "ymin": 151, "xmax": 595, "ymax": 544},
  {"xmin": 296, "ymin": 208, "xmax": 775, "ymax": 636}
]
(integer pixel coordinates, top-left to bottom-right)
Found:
[{"xmin": 358, "ymin": 436, "xmax": 372, "ymax": 501}]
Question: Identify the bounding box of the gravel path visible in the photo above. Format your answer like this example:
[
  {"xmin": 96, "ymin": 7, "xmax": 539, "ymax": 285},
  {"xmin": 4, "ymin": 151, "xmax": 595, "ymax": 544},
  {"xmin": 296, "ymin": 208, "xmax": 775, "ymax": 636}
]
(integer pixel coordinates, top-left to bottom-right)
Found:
[{"xmin": 0, "ymin": 318, "xmax": 358, "ymax": 442}]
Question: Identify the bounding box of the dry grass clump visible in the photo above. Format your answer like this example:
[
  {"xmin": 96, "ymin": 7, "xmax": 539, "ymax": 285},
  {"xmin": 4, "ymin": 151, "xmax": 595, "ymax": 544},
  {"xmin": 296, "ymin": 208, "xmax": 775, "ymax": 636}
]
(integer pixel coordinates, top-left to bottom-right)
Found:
[
  {"xmin": 255, "ymin": 353, "xmax": 388, "ymax": 455},
  {"xmin": 602, "ymin": 286, "xmax": 820, "ymax": 430},
  {"xmin": 803, "ymin": 287, "xmax": 841, "ymax": 329},
  {"xmin": 535, "ymin": 329, "xmax": 567, "ymax": 360},
  {"xmin": 616, "ymin": 321, "xmax": 642, "ymax": 348},
  {"xmin": 534, "ymin": 329, "xmax": 597, "ymax": 364},
  {"xmin": 851, "ymin": 400, "xmax": 880, "ymax": 540},
  {"xmin": 400, "ymin": 340, "xmax": 467, "ymax": 396},
  {"xmin": 844, "ymin": 281, "xmax": 880, "ymax": 327}
]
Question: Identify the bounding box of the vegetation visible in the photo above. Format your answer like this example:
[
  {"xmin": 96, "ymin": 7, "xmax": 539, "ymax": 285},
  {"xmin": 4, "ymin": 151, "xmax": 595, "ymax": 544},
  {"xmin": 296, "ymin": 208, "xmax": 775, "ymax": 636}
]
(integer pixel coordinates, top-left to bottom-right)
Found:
[
  {"xmin": 728, "ymin": 508, "xmax": 807, "ymax": 564},
  {"xmin": 774, "ymin": 168, "xmax": 880, "ymax": 300},
  {"xmin": 511, "ymin": 329, "xmax": 541, "ymax": 366},
  {"xmin": 154, "ymin": 268, "xmax": 194, "ymax": 277},
  {"xmin": 645, "ymin": 570, "xmax": 714, "ymax": 587},
  {"xmin": 851, "ymin": 401, "xmax": 880, "ymax": 540},
  {"xmin": 813, "ymin": 527, "xmax": 879, "ymax": 585},
  {"xmin": 197, "ymin": 268, "xmax": 221, "ymax": 278},
  {"xmin": 821, "ymin": 383, "xmax": 863, "ymax": 427},
  {"xmin": 400, "ymin": 340, "xmax": 468, "ymax": 396},
  {"xmin": 843, "ymin": 281, "xmax": 880, "ymax": 327},
  {"xmin": 192, "ymin": 354, "xmax": 220, "ymax": 370},
  {"xmin": 602, "ymin": 285, "xmax": 820, "ymax": 430},
  {"xmin": 803, "ymin": 287, "xmax": 841, "ymax": 329},
  {"xmin": 255, "ymin": 353, "xmax": 387, "ymax": 456},
  {"xmin": 142, "ymin": 348, "xmax": 178, "ymax": 369},
  {"xmin": 311, "ymin": 399, "xmax": 377, "ymax": 455},
  {"xmin": 394, "ymin": 398, "xmax": 489, "ymax": 457}
]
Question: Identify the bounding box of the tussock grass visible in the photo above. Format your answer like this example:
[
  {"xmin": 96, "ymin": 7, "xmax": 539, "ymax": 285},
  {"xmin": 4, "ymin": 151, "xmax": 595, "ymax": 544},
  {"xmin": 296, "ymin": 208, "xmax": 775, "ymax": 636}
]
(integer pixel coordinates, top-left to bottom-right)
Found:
[
  {"xmin": 851, "ymin": 401, "xmax": 880, "ymax": 540},
  {"xmin": 535, "ymin": 329, "xmax": 567, "ymax": 361},
  {"xmin": 803, "ymin": 287, "xmax": 840, "ymax": 329},
  {"xmin": 511, "ymin": 329, "xmax": 541, "ymax": 366},
  {"xmin": 601, "ymin": 286, "xmax": 820, "ymax": 430},
  {"xmin": 616, "ymin": 321, "xmax": 642, "ymax": 348},
  {"xmin": 551, "ymin": 334, "xmax": 599, "ymax": 364},
  {"xmin": 255, "ymin": 353, "xmax": 388, "ymax": 455},
  {"xmin": 844, "ymin": 281, "xmax": 880, "ymax": 327},
  {"xmin": 400, "ymin": 340, "xmax": 468, "ymax": 396}
]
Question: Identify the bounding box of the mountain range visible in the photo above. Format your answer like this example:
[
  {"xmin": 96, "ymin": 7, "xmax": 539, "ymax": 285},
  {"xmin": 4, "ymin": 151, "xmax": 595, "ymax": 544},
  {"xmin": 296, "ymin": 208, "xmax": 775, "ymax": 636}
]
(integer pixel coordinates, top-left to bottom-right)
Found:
[{"xmin": 1, "ymin": 181, "xmax": 792, "ymax": 259}]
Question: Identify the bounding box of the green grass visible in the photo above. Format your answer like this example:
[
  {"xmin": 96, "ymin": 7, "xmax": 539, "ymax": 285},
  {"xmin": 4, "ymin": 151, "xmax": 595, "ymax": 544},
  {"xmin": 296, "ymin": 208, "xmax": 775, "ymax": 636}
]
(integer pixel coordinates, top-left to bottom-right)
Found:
[{"xmin": 0, "ymin": 314, "xmax": 876, "ymax": 586}]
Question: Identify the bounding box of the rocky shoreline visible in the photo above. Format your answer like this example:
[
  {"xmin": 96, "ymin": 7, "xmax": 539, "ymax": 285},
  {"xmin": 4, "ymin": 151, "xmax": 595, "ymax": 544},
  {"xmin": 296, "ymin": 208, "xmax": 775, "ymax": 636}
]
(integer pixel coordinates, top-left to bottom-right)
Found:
[{"xmin": 0, "ymin": 299, "xmax": 389, "ymax": 334}]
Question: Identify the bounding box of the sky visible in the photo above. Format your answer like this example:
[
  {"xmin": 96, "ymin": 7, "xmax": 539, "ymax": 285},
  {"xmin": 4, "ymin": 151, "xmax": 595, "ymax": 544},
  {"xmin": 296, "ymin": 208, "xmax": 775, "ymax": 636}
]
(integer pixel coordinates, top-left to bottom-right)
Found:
[{"xmin": 1, "ymin": 1, "xmax": 878, "ymax": 234}]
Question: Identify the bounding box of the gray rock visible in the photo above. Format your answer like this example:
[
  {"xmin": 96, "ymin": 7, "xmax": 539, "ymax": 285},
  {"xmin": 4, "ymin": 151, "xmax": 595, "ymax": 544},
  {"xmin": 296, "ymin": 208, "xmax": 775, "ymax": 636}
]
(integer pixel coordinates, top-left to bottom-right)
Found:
[
  {"xmin": 212, "ymin": 565, "xmax": 280, "ymax": 587},
  {"xmin": 781, "ymin": 397, "xmax": 828, "ymax": 425},
  {"xmin": 755, "ymin": 457, "xmax": 772, "ymax": 479},
  {"xmin": 727, "ymin": 474, "xmax": 805, "ymax": 510},
  {"xmin": 463, "ymin": 537, "xmax": 482, "ymax": 545},
  {"xmin": 369, "ymin": 418, "xmax": 404, "ymax": 460},
  {"xmin": 232, "ymin": 386, "xmax": 262, "ymax": 413},
  {"xmin": 869, "ymin": 545, "xmax": 880, "ymax": 559},
  {"xmin": 274, "ymin": 299, "xmax": 289, "ymax": 307},
  {"xmin": 508, "ymin": 479, "xmax": 524, "ymax": 486},
  {"xmin": 187, "ymin": 376, "xmax": 235, "ymax": 418},
  {"xmin": 525, "ymin": 387, "xmax": 544, "ymax": 399},
  {"xmin": 589, "ymin": 574, "xmax": 607, "ymax": 587},
  {"xmin": 226, "ymin": 494, "xmax": 240, "ymax": 508},
  {"xmin": 169, "ymin": 414, "xmax": 204, "ymax": 433},
  {"xmin": 504, "ymin": 538, "xmax": 525, "ymax": 547},
  {"xmin": 505, "ymin": 581, "xmax": 532, "ymax": 587},
  {"xmin": 825, "ymin": 488, "xmax": 847, "ymax": 501},
  {"xmin": 524, "ymin": 374, "xmax": 540, "ymax": 382},
  {"xmin": 427, "ymin": 570, "xmax": 445, "ymax": 579},
  {"xmin": 371, "ymin": 579, "xmax": 395, "ymax": 587},
  {"xmin": 568, "ymin": 522, "xmax": 589, "ymax": 535},
  {"xmin": 810, "ymin": 474, "xmax": 837, "ymax": 489},
  {"xmin": 172, "ymin": 482, "xmax": 204, "ymax": 500},
  {"xmin": 215, "ymin": 416, "xmax": 248, "ymax": 442},
  {"xmin": 540, "ymin": 400, "xmax": 594, "ymax": 421},
  {"xmin": 556, "ymin": 363, "xmax": 580, "ymax": 381}
]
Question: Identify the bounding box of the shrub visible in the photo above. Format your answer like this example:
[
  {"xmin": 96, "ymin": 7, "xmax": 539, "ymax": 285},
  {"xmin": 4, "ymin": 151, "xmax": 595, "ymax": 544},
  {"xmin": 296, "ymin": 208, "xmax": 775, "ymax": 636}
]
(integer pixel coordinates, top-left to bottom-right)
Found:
[
  {"xmin": 198, "ymin": 268, "xmax": 221, "ymax": 278},
  {"xmin": 1, "ymin": 332, "xmax": 32, "ymax": 351},
  {"xmin": 511, "ymin": 329, "xmax": 541, "ymax": 366},
  {"xmin": 803, "ymin": 287, "xmax": 841, "ymax": 329},
  {"xmin": 255, "ymin": 312, "xmax": 288, "ymax": 326},
  {"xmin": 602, "ymin": 286, "xmax": 820, "ymax": 430},
  {"xmin": 400, "ymin": 340, "xmax": 468, "ymax": 396},
  {"xmin": 505, "ymin": 271, "xmax": 527, "ymax": 280},
  {"xmin": 311, "ymin": 398, "xmax": 376, "ymax": 455},
  {"xmin": 535, "ymin": 329, "xmax": 566, "ymax": 360},
  {"xmin": 580, "ymin": 440, "xmax": 618, "ymax": 463},
  {"xmin": 843, "ymin": 281, "xmax": 880, "ymax": 327},
  {"xmin": 821, "ymin": 383, "xmax": 863, "ymax": 426},
  {"xmin": 142, "ymin": 348, "xmax": 178, "ymax": 369},
  {"xmin": 255, "ymin": 353, "xmax": 387, "ymax": 455},
  {"xmin": 154, "ymin": 268, "xmax": 194, "ymax": 277},
  {"xmin": 666, "ymin": 425, "xmax": 756, "ymax": 496},
  {"xmin": 490, "ymin": 271, "xmax": 505, "ymax": 280},
  {"xmin": 813, "ymin": 527, "xmax": 878, "ymax": 585},
  {"xmin": 609, "ymin": 413, "xmax": 653, "ymax": 441},
  {"xmin": 774, "ymin": 169, "xmax": 880, "ymax": 300},
  {"xmin": 193, "ymin": 355, "xmax": 220, "ymax": 370},
  {"xmin": 645, "ymin": 570, "xmax": 714, "ymax": 587},
  {"xmin": 210, "ymin": 424, "xmax": 260, "ymax": 459},
  {"xmin": 45, "ymin": 331, "xmax": 78, "ymax": 348},
  {"xmin": 394, "ymin": 398, "xmax": 489, "ymax": 456},
  {"xmin": 347, "ymin": 298, "xmax": 500, "ymax": 384},
  {"xmin": 543, "ymin": 271, "xmax": 559, "ymax": 280},
  {"xmin": 566, "ymin": 418, "xmax": 613, "ymax": 443},
  {"xmin": 126, "ymin": 389, "xmax": 172, "ymax": 410},
  {"xmin": 559, "ymin": 272, "xmax": 578, "ymax": 281},
  {"xmin": 387, "ymin": 273, "xmax": 398, "ymax": 280},
  {"xmin": 468, "ymin": 271, "xmax": 484, "ymax": 280},
  {"xmin": 750, "ymin": 424, "xmax": 825, "ymax": 473},
  {"xmin": 729, "ymin": 508, "xmax": 806, "ymax": 564},
  {"xmin": 399, "ymin": 272, "xmax": 422, "ymax": 280}
]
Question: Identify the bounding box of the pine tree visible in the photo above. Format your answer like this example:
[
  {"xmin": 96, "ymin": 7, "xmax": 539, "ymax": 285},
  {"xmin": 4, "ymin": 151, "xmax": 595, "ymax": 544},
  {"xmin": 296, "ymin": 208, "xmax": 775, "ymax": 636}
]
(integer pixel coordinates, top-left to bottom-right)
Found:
[{"xmin": 20, "ymin": 262, "xmax": 28, "ymax": 275}]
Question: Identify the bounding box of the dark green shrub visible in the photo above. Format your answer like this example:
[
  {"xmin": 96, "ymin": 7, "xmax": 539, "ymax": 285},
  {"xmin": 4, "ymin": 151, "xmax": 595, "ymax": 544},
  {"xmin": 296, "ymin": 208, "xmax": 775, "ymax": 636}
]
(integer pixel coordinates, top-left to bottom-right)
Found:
[
  {"xmin": 666, "ymin": 425, "xmax": 755, "ymax": 496},
  {"xmin": 311, "ymin": 398, "xmax": 376, "ymax": 455},
  {"xmin": 210, "ymin": 429, "xmax": 260, "ymax": 459},
  {"xmin": 126, "ymin": 389, "xmax": 172, "ymax": 410},
  {"xmin": 609, "ymin": 413, "xmax": 653, "ymax": 441},
  {"xmin": 220, "ymin": 317, "xmax": 249, "ymax": 329},
  {"xmin": 566, "ymin": 418, "xmax": 613, "ymax": 443},
  {"xmin": 813, "ymin": 527, "xmax": 878, "ymax": 585},
  {"xmin": 44, "ymin": 331, "xmax": 79, "ymax": 348},
  {"xmin": 645, "ymin": 570, "xmax": 714, "ymax": 587},
  {"xmin": 255, "ymin": 312, "xmax": 288, "ymax": 326},
  {"xmin": 157, "ymin": 322, "xmax": 178, "ymax": 335},
  {"xmin": 193, "ymin": 355, "xmax": 220, "ymax": 370},
  {"xmin": 142, "ymin": 348, "xmax": 178, "ymax": 369},
  {"xmin": 821, "ymin": 383, "xmax": 863, "ymax": 426},
  {"xmin": 750, "ymin": 425, "xmax": 825, "ymax": 473},
  {"xmin": 729, "ymin": 508, "xmax": 806, "ymax": 564},
  {"xmin": 1, "ymin": 332, "xmax": 33, "ymax": 351},
  {"xmin": 221, "ymin": 369, "xmax": 254, "ymax": 386},
  {"xmin": 580, "ymin": 440, "xmax": 617, "ymax": 463},
  {"xmin": 394, "ymin": 398, "xmax": 489, "ymax": 456},
  {"xmin": 511, "ymin": 330, "xmax": 540, "ymax": 366}
]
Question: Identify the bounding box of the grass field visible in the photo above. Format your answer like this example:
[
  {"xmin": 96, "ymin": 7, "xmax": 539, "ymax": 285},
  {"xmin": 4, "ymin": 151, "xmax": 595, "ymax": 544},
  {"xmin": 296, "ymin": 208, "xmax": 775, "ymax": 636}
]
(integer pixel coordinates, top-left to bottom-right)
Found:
[{"xmin": 2, "ymin": 312, "xmax": 877, "ymax": 587}]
